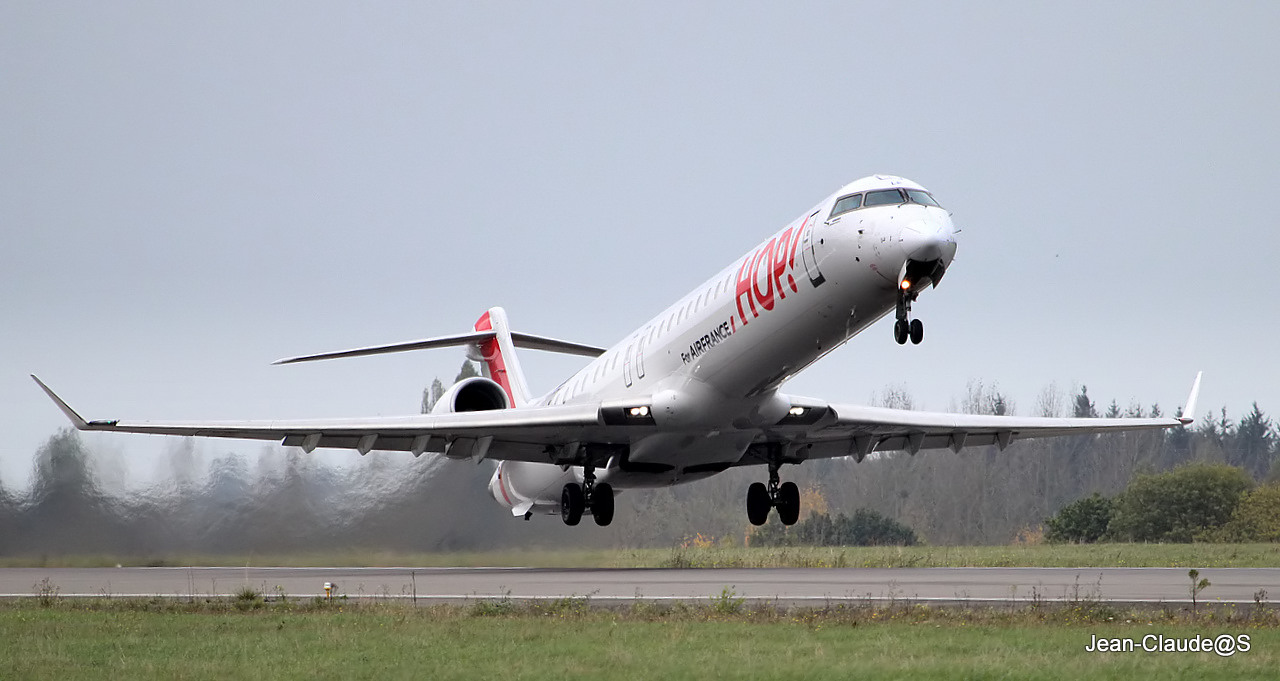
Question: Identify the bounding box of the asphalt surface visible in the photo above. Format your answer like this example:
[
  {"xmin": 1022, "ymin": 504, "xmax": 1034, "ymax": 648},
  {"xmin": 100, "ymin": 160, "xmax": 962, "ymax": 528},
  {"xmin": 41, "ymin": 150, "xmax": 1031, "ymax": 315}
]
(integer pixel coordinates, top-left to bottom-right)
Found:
[{"xmin": 4, "ymin": 567, "xmax": 1279, "ymax": 605}]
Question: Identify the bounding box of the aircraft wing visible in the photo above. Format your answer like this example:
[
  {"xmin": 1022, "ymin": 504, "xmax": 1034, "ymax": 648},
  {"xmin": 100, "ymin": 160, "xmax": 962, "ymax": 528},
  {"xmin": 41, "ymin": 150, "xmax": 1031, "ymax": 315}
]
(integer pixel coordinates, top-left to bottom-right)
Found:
[
  {"xmin": 751, "ymin": 373, "xmax": 1201, "ymax": 463},
  {"xmin": 756, "ymin": 406, "xmax": 1183, "ymax": 463},
  {"xmin": 33, "ymin": 371, "xmax": 1201, "ymax": 467},
  {"xmin": 31, "ymin": 375, "xmax": 618, "ymax": 463},
  {"xmin": 747, "ymin": 371, "xmax": 1203, "ymax": 463}
]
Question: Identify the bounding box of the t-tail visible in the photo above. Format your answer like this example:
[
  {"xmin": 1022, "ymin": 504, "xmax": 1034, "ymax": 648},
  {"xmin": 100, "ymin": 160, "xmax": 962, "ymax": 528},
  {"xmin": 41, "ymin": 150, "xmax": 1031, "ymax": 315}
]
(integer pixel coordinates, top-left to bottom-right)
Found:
[
  {"xmin": 266, "ymin": 306, "xmax": 605, "ymax": 408},
  {"xmin": 469, "ymin": 307, "xmax": 532, "ymax": 407}
]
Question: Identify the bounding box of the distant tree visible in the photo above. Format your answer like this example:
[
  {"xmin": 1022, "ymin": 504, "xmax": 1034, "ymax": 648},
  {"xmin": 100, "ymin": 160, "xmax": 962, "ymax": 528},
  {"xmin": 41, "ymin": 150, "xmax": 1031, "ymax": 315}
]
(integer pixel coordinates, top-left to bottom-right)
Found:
[
  {"xmin": 1044, "ymin": 493, "xmax": 1114, "ymax": 543},
  {"xmin": 456, "ymin": 360, "xmax": 481, "ymax": 382},
  {"xmin": 1231, "ymin": 403, "xmax": 1276, "ymax": 480},
  {"xmin": 958, "ymin": 380, "xmax": 1013, "ymax": 416},
  {"xmin": 422, "ymin": 378, "xmax": 445, "ymax": 414},
  {"xmin": 1073, "ymin": 386, "xmax": 1098, "ymax": 418},
  {"xmin": 1164, "ymin": 408, "xmax": 1193, "ymax": 461},
  {"xmin": 1109, "ymin": 463, "xmax": 1253, "ymax": 542},
  {"xmin": 1210, "ymin": 483, "xmax": 1280, "ymax": 542},
  {"xmin": 1198, "ymin": 407, "xmax": 1234, "ymax": 448},
  {"xmin": 990, "ymin": 392, "xmax": 1010, "ymax": 416},
  {"xmin": 1036, "ymin": 383, "xmax": 1064, "ymax": 417},
  {"xmin": 873, "ymin": 385, "xmax": 914, "ymax": 411},
  {"xmin": 422, "ymin": 360, "xmax": 483, "ymax": 414}
]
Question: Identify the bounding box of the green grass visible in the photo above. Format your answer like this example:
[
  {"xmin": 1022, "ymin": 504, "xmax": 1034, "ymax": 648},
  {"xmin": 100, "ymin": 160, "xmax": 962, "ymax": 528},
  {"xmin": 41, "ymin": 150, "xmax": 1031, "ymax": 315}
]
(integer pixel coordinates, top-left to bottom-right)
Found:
[
  {"xmin": 657, "ymin": 542, "xmax": 1280, "ymax": 568},
  {"xmin": 3, "ymin": 542, "xmax": 1278, "ymax": 569},
  {"xmin": 3, "ymin": 598, "xmax": 1278, "ymax": 680}
]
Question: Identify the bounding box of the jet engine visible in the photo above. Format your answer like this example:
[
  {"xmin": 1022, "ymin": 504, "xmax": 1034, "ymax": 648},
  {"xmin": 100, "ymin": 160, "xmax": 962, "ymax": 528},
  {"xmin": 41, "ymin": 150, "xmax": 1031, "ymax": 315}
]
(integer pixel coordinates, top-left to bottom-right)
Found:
[{"xmin": 428, "ymin": 377, "xmax": 510, "ymax": 414}]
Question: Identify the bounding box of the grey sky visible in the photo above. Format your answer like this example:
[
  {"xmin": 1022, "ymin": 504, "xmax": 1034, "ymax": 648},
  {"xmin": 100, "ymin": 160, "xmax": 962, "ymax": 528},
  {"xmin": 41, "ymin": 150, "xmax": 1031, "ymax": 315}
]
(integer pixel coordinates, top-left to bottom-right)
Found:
[{"xmin": 4, "ymin": 2, "xmax": 1278, "ymax": 487}]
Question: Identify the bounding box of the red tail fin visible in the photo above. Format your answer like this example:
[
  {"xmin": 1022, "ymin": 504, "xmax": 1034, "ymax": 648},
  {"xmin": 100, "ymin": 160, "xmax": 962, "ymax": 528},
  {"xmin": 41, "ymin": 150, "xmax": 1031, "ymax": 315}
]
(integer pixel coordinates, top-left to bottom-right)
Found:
[{"xmin": 472, "ymin": 307, "xmax": 530, "ymax": 406}]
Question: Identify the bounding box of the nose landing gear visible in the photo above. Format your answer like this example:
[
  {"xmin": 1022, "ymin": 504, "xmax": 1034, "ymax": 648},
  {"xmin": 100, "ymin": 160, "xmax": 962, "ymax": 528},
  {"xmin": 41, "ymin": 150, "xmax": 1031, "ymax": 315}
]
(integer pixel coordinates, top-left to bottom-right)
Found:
[
  {"xmin": 894, "ymin": 289, "xmax": 924, "ymax": 345},
  {"xmin": 561, "ymin": 465, "xmax": 615, "ymax": 527},
  {"xmin": 746, "ymin": 461, "xmax": 801, "ymax": 526}
]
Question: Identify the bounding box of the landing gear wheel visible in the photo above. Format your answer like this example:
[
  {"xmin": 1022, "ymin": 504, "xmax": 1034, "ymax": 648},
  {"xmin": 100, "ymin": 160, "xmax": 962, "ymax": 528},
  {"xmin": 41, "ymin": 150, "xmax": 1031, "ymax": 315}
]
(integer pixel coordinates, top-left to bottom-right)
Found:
[
  {"xmin": 561, "ymin": 483, "xmax": 584, "ymax": 526},
  {"xmin": 746, "ymin": 482, "xmax": 771, "ymax": 526},
  {"xmin": 894, "ymin": 319, "xmax": 909, "ymax": 345},
  {"xmin": 591, "ymin": 483, "xmax": 615, "ymax": 527},
  {"xmin": 909, "ymin": 319, "xmax": 924, "ymax": 345},
  {"xmin": 776, "ymin": 481, "xmax": 801, "ymax": 526}
]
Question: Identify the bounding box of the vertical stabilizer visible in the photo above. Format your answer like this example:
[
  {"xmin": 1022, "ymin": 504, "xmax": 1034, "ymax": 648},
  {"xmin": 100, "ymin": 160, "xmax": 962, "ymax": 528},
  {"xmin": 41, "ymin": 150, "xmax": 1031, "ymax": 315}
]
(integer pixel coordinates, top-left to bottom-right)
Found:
[{"xmin": 472, "ymin": 307, "xmax": 532, "ymax": 407}]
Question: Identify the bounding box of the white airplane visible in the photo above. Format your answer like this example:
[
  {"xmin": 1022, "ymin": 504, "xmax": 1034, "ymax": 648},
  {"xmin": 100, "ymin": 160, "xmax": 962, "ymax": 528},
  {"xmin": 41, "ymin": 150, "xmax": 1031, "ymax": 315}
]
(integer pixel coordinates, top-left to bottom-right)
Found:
[{"xmin": 34, "ymin": 175, "xmax": 1201, "ymax": 528}]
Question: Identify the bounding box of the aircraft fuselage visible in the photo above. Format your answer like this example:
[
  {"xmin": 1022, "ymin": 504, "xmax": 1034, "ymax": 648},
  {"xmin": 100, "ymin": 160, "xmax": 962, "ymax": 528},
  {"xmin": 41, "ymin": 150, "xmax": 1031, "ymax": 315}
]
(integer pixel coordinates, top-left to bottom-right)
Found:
[{"xmin": 492, "ymin": 175, "xmax": 958, "ymax": 511}]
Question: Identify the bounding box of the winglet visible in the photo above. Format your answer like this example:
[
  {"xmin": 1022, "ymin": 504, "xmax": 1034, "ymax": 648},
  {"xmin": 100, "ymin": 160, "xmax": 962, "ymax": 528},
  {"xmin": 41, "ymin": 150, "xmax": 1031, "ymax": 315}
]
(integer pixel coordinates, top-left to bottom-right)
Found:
[
  {"xmin": 30, "ymin": 375, "xmax": 90, "ymax": 430},
  {"xmin": 1179, "ymin": 371, "xmax": 1203, "ymax": 425}
]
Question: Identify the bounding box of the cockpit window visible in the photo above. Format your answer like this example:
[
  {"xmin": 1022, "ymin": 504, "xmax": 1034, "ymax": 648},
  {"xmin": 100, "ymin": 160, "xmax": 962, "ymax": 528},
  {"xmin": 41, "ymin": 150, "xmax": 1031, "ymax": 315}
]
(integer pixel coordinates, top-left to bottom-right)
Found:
[
  {"xmin": 906, "ymin": 189, "xmax": 942, "ymax": 207},
  {"xmin": 830, "ymin": 193, "xmax": 862, "ymax": 219},
  {"xmin": 863, "ymin": 189, "xmax": 906, "ymax": 207}
]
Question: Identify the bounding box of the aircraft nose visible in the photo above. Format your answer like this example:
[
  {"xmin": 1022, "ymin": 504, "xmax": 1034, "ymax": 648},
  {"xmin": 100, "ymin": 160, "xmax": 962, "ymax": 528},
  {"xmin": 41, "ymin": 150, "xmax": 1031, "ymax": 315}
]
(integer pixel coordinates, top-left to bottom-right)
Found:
[{"xmin": 901, "ymin": 215, "xmax": 958, "ymax": 265}]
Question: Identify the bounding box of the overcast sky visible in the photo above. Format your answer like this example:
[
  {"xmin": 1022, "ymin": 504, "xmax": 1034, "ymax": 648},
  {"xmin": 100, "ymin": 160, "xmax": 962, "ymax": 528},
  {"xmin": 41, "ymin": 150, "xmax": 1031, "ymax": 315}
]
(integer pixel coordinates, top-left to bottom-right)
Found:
[{"xmin": 3, "ymin": 2, "xmax": 1278, "ymax": 488}]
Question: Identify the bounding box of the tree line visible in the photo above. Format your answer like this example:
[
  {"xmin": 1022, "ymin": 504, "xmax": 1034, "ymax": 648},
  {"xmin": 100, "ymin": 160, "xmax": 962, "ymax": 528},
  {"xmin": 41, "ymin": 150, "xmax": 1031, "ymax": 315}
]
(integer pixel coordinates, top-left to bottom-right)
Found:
[{"xmin": 1045, "ymin": 463, "xmax": 1280, "ymax": 543}]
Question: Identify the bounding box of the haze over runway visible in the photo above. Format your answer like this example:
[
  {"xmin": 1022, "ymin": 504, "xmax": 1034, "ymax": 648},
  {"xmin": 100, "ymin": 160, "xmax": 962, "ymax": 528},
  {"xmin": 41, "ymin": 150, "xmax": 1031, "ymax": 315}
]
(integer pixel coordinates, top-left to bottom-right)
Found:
[{"xmin": 4, "ymin": 3, "xmax": 1279, "ymax": 488}]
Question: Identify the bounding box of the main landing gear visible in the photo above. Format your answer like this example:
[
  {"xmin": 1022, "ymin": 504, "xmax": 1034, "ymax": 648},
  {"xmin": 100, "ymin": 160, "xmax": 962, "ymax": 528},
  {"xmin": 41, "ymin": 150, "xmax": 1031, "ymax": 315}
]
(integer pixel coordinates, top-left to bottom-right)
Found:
[
  {"xmin": 746, "ymin": 462, "xmax": 800, "ymax": 526},
  {"xmin": 893, "ymin": 288, "xmax": 924, "ymax": 345},
  {"xmin": 561, "ymin": 465, "xmax": 614, "ymax": 527}
]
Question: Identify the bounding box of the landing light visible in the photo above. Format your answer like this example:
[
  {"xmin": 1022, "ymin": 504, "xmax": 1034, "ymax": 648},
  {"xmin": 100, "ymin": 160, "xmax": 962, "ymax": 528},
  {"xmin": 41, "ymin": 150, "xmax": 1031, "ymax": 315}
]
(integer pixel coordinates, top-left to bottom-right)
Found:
[
  {"xmin": 900, "ymin": 279, "xmax": 912, "ymax": 290},
  {"xmin": 629, "ymin": 406, "xmax": 650, "ymax": 418},
  {"xmin": 788, "ymin": 407, "xmax": 806, "ymax": 417}
]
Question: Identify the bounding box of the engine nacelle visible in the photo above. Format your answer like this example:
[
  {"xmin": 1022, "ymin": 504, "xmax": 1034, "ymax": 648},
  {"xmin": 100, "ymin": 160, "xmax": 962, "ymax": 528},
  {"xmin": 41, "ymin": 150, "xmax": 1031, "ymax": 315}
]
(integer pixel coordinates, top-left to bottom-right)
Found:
[{"xmin": 429, "ymin": 377, "xmax": 510, "ymax": 414}]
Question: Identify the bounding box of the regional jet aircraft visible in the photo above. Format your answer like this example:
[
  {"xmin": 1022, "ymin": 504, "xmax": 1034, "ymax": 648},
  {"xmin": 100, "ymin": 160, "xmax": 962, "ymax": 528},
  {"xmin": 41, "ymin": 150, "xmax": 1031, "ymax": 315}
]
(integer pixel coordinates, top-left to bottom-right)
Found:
[{"xmin": 34, "ymin": 175, "xmax": 1201, "ymax": 528}]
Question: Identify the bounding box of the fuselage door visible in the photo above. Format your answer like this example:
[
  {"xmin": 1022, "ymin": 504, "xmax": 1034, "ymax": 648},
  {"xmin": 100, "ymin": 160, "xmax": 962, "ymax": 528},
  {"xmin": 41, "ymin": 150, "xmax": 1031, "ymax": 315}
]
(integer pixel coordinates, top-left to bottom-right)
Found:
[
  {"xmin": 635, "ymin": 330, "xmax": 647, "ymax": 380},
  {"xmin": 623, "ymin": 342, "xmax": 634, "ymax": 388},
  {"xmin": 800, "ymin": 210, "xmax": 826, "ymax": 287}
]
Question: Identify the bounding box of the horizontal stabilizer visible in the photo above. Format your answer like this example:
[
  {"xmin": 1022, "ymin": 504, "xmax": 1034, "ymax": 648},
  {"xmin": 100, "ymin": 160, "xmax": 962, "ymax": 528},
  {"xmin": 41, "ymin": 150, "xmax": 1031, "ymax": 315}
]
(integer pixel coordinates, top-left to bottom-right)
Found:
[
  {"xmin": 274, "ymin": 330, "xmax": 605, "ymax": 365},
  {"xmin": 511, "ymin": 332, "xmax": 607, "ymax": 357}
]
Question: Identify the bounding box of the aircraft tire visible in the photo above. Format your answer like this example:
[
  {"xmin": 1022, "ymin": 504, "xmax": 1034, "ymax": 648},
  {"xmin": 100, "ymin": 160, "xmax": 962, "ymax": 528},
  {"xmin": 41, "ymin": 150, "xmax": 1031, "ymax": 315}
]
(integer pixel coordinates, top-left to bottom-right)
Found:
[
  {"xmin": 747, "ymin": 482, "xmax": 771, "ymax": 526},
  {"xmin": 561, "ymin": 483, "xmax": 584, "ymax": 526},
  {"xmin": 909, "ymin": 319, "xmax": 924, "ymax": 345},
  {"xmin": 894, "ymin": 320, "xmax": 909, "ymax": 345},
  {"xmin": 776, "ymin": 481, "xmax": 801, "ymax": 526},
  {"xmin": 591, "ymin": 483, "xmax": 615, "ymax": 526}
]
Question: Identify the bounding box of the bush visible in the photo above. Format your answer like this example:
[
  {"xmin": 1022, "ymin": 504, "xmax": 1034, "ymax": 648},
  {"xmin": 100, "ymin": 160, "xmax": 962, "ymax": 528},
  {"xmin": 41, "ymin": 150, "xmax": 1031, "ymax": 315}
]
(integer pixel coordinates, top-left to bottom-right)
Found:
[
  {"xmin": 751, "ymin": 509, "xmax": 917, "ymax": 547},
  {"xmin": 1108, "ymin": 463, "xmax": 1253, "ymax": 542},
  {"xmin": 1045, "ymin": 493, "xmax": 1114, "ymax": 543},
  {"xmin": 1212, "ymin": 483, "xmax": 1280, "ymax": 542}
]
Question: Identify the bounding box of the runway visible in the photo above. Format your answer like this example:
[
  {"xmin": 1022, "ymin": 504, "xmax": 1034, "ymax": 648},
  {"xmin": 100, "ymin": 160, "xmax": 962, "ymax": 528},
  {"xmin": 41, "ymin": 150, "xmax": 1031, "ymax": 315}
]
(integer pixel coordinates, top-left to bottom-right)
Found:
[{"xmin": 3, "ymin": 566, "xmax": 1278, "ymax": 605}]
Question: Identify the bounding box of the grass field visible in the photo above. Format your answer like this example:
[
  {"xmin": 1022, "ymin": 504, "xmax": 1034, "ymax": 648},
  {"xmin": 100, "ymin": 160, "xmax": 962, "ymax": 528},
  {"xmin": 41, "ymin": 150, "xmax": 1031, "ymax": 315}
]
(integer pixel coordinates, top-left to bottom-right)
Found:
[
  {"xmin": 3, "ymin": 598, "xmax": 1278, "ymax": 680},
  {"xmin": 3, "ymin": 542, "xmax": 1279, "ymax": 569}
]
